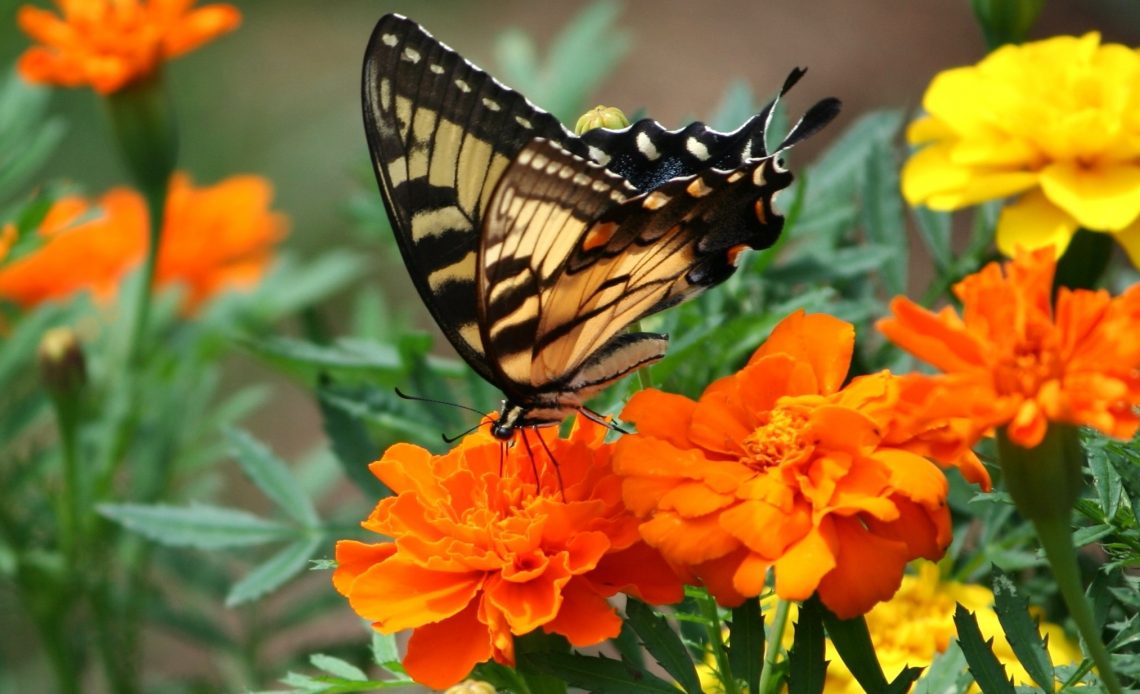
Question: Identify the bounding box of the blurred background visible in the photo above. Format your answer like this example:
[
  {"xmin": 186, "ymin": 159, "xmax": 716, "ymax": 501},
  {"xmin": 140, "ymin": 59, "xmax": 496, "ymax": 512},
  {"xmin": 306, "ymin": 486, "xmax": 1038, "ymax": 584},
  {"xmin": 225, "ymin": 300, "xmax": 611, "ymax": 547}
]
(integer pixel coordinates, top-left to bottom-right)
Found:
[{"xmin": 1, "ymin": 0, "xmax": 1139, "ymax": 689}]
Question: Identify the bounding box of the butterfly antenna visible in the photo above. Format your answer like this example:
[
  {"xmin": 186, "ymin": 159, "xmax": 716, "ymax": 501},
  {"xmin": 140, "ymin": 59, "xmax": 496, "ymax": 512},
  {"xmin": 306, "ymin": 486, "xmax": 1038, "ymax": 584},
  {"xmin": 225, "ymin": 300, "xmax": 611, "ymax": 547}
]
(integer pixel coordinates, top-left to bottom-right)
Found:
[
  {"xmin": 441, "ymin": 417, "xmax": 492, "ymax": 444},
  {"xmin": 534, "ymin": 428, "xmax": 565, "ymax": 500},
  {"xmin": 394, "ymin": 387, "xmax": 486, "ymax": 416},
  {"xmin": 579, "ymin": 407, "xmax": 630, "ymax": 435}
]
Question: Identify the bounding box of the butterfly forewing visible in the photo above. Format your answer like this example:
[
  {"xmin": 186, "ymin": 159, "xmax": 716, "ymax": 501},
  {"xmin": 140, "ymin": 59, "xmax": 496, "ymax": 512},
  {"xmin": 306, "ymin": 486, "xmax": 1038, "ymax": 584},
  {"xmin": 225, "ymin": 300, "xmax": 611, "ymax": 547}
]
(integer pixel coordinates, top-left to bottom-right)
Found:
[{"xmin": 362, "ymin": 14, "xmax": 584, "ymax": 380}]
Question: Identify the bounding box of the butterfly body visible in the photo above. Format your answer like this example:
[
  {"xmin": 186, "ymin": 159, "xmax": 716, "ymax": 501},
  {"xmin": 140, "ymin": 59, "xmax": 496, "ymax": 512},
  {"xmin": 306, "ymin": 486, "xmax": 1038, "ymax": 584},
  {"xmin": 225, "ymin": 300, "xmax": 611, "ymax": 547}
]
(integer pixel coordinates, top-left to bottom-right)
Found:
[{"xmin": 363, "ymin": 14, "xmax": 839, "ymax": 438}]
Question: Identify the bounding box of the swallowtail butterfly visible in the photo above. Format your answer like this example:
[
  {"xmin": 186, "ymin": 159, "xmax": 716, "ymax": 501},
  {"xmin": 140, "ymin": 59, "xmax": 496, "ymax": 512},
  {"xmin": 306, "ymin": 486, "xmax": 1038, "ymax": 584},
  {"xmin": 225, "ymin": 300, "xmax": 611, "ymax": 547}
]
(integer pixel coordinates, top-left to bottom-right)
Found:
[{"xmin": 363, "ymin": 14, "xmax": 840, "ymax": 439}]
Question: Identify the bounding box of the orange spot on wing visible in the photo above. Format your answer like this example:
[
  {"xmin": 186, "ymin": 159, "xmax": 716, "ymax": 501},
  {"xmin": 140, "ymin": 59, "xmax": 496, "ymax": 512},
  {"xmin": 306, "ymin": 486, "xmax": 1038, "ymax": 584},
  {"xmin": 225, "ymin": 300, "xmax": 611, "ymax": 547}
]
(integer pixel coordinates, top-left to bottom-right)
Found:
[{"xmin": 581, "ymin": 222, "xmax": 618, "ymax": 251}]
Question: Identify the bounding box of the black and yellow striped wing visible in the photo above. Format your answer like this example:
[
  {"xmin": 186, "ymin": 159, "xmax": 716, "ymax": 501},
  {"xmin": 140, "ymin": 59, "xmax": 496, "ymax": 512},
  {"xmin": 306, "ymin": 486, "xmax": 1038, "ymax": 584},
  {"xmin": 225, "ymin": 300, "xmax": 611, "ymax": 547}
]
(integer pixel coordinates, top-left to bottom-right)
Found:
[
  {"xmin": 478, "ymin": 138, "xmax": 794, "ymax": 397},
  {"xmin": 362, "ymin": 13, "xmax": 840, "ymax": 423}
]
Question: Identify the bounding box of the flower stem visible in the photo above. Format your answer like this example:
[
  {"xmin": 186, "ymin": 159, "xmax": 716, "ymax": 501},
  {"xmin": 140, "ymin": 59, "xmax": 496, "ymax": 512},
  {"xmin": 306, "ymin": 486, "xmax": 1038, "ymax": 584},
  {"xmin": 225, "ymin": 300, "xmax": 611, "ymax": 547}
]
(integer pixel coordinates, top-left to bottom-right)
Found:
[
  {"xmin": 1033, "ymin": 513, "xmax": 1122, "ymax": 694},
  {"xmin": 758, "ymin": 598, "xmax": 790, "ymax": 694},
  {"xmin": 126, "ymin": 185, "xmax": 166, "ymax": 364},
  {"xmin": 695, "ymin": 589, "xmax": 738, "ymax": 694}
]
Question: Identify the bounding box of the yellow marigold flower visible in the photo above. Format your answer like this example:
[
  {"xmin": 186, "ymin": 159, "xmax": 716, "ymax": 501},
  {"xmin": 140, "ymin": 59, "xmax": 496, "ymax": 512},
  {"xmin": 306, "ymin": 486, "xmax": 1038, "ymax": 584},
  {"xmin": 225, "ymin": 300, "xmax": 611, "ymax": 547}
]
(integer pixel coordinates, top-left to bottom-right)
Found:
[
  {"xmin": 17, "ymin": 0, "xmax": 241, "ymax": 94},
  {"xmin": 697, "ymin": 563, "xmax": 1083, "ymax": 693},
  {"xmin": 901, "ymin": 33, "xmax": 1140, "ymax": 265}
]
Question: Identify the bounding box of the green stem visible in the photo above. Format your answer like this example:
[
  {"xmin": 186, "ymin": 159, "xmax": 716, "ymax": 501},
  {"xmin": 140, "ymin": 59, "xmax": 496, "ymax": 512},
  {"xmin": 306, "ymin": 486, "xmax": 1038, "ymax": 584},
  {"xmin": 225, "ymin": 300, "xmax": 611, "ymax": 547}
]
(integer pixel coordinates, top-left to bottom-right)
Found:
[
  {"xmin": 758, "ymin": 598, "xmax": 790, "ymax": 694},
  {"xmin": 126, "ymin": 185, "xmax": 166, "ymax": 365},
  {"xmin": 90, "ymin": 581, "xmax": 138, "ymax": 694},
  {"xmin": 695, "ymin": 589, "xmax": 738, "ymax": 694},
  {"xmin": 50, "ymin": 394, "xmax": 82, "ymax": 561},
  {"xmin": 1033, "ymin": 514, "xmax": 1122, "ymax": 694}
]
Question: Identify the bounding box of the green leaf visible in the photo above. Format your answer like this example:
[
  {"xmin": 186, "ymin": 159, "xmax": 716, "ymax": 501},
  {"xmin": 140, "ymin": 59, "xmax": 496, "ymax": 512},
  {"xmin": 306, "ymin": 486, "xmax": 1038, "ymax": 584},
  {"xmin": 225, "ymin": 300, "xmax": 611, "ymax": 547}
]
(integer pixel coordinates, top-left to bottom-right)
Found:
[
  {"xmin": 625, "ymin": 598, "xmax": 702, "ymax": 694},
  {"xmin": 310, "ymin": 654, "xmax": 368, "ymax": 682},
  {"xmin": 860, "ymin": 140, "xmax": 907, "ymax": 297},
  {"xmin": 729, "ymin": 597, "xmax": 764, "ymax": 694},
  {"xmin": 913, "ymin": 641, "xmax": 970, "ymax": 694},
  {"xmin": 98, "ymin": 502, "xmax": 294, "ymax": 548},
  {"xmin": 316, "ymin": 382, "xmax": 390, "ymax": 496},
  {"xmin": 1104, "ymin": 439, "xmax": 1140, "ymax": 515},
  {"xmin": 821, "ymin": 603, "xmax": 888, "ymax": 693},
  {"xmin": 953, "ymin": 603, "xmax": 1016, "ymax": 694},
  {"xmin": 807, "ymin": 110, "xmax": 903, "ymax": 199},
  {"xmin": 371, "ymin": 631, "xmax": 404, "ymax": 673},
  {"xmin": 518, "ymin": 652, "xmax": 679, "ymax": 693},
  {"xmin": 0, "ymin": 71, "xmax": 66, "ymax": 203},
  {"xmin": 614, "ymin": 620, "xmax": 647, "ymax": 670},
  {"xmin": 913, "ymin": 206, "xmax": 953, "ymax": 275},
  {"xmin": 709, "ymin": 79, "xmax": 759, "ymax": 132},
  {"xmin": 226, "ymin": 535, "xmax": 321, "ymax": 606},
  {"xmin": 225, "ymin": 427, "xmax": 319, "ymax": 527},
  {"xmin": 250, "ymin": 251, "xmax": 368, "ymax": 319},
  {"xmin": 242, "ymin": 335, "xmax": 405, "ymax": 382},
  {"xmin": 788, "ymin": 597, "xmax": 827, "ymax": 694}
]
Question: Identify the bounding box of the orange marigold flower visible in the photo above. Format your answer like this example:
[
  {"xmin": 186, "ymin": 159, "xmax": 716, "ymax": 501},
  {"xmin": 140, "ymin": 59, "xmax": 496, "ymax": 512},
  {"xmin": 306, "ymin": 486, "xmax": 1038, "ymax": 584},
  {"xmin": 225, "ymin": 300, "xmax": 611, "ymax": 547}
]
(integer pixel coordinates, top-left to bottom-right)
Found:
[
  {"xmin": 17, "ymin": 0, "xmax": 241, "ymax": 94},
  {"xmin": 612, "ymin": 311, "xmax": 957, "ymax": 619},
  {"xmin": 0, "ymin": 173, "xmax": 286, "ymax": 312},
  {"xmin": 878, "ymin": 247, "xmax": 1140, "ymax": 449},
  {"xmin": 332, "ymin": 418, "xmax": 684, "ymax": 690}
]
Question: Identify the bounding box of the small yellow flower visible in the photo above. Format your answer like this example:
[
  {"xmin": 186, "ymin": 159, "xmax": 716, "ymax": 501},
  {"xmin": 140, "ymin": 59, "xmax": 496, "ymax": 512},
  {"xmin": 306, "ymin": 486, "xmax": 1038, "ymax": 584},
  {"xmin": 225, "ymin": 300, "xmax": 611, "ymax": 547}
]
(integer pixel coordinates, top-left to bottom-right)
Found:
[
  {"xmin": 697, "ymin": 562, "xmax": 1082, "ymax": 693},
  {"xmin": 901, "ymin": 33, "xmax": 1140, "ymax": 265}
]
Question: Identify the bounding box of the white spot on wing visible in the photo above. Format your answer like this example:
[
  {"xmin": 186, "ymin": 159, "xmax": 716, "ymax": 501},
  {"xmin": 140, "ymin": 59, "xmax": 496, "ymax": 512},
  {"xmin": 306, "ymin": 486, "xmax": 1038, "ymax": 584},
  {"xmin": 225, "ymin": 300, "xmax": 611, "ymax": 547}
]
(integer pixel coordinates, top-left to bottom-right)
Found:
[
  {"xmin": 687, "ymin": 137, "xmax": 711, "ymax": 160},
  {"xmin": 642, "ymin": 191, "xmax": 670, "ymax": 210},
  {"xmin": 515, "ymin": 115, "xmax": 533, "ymax": 129},
  {"xmin": 636, "ymin": 132, "xmax": 660, "ymax": 161},
  {"xmin": 402, "ymin": 47, "xmax": 421, "ymax": 63},
  {"xmin": 455, "ymin": 79, "xmax": 471, "ymax": 93},
  {"xmin": 482, "ymin": 97, "xmax": 501, "ymax": 111},
  {"xmin": 430, "ymin": 64, "xmax": 445, "ymax": 74},
  {"xmin": 587, "ymin": 146, "xmax": 611, "ymax": 166},
  {"xmin": 381, "ymin": 33, "xmax": 398, "ymax": 47}
]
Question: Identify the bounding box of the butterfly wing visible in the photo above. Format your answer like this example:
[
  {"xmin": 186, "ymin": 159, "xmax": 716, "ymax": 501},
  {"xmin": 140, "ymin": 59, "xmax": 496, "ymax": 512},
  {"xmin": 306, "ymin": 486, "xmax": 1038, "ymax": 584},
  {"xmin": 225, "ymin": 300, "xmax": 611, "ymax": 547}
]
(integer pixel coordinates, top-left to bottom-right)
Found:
[
  {"xmin": 362, "ymin": 14, "xmax": 584, "ymax": 380},
  {"xmin": 478, "ymin": 138, "xmax": 794, "ymax": 396}
]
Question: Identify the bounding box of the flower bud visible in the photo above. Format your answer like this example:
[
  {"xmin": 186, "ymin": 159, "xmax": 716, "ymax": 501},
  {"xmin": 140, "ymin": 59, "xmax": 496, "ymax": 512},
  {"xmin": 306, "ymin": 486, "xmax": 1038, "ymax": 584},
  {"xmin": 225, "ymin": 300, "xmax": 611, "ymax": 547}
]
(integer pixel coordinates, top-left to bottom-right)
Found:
[
  {"xmin": 969, "ymin": 0, "xmax": 1045, "ymax": 48},
  {"xmin": 574, "ymin": 105, "xmax": 630, "ymax": 135},
  {"xmin": 444, "ymin": 680, "xmax": 496, "ymax": 694},
  {"xmin": 996, "ymin": 423, "xmax": 1084, "ymax": 522},
  {"xmin": 38, "ymin": 327, "xmax": 87, "ymax": 398},
  {"xmin": 106, "ymin": 75, "xmax": 178, "ymax": 193}
]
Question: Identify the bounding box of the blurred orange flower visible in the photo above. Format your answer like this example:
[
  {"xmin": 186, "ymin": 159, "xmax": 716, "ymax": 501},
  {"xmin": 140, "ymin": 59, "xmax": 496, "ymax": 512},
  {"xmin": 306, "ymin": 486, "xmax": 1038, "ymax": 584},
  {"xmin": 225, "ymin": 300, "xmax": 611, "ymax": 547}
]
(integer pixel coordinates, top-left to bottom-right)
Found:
[
  {"xmin": 0, "ymin": 173, "xmax": 286, "ymax": 311},
  {"xmin": 333, "ymin": 418, "xmax": 684, "ymax": 690},
  {"xmin": 17, "ymin": 0, "xmax": 240, "ymax": 94},
  {"xmin": 879, "ymin": 248, "xmax": 1140, "ymax": 449},
  {"xmin": 613, "ymin": 312, "xmax": 960, "ymax": 619}
]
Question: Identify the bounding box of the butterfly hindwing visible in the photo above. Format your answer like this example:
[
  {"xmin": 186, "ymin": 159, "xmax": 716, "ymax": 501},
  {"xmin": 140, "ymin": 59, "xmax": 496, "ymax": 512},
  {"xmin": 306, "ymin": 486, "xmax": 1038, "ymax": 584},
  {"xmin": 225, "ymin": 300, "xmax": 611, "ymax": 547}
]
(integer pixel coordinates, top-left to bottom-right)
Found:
[{"xmin": 479, "ymin": 138, "xmax": 793, "ymax": 395}]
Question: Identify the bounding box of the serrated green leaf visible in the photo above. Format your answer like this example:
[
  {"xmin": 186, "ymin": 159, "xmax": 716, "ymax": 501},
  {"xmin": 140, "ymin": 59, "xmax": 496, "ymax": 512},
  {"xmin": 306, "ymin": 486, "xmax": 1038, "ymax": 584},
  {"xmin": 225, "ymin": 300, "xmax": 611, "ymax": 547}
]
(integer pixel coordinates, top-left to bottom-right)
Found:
[
  {"xmin": 316, "ymin": 382, "xmax": 389, "ymax": 497},
  {"xmin": 807, "ymin": 110, "xmax": 903, "ymax": 198},
  {"xmin": 519, "ymin": 652, "xmax": 679, "ymax": 693},
  {"xmin": 1104, "ymin": 441, "xmax": 1140, "ymax": 515},
  {"xmin": 913, "ymin": 641, "xmax": 970, "ymax": 694},
  {"xmin": 860, "ymin": 140, "xmax": 907, "ymax": 296},
  {"xmin": 226, "ymin": 535, "xmax": 321, "ymax": 606},
  {"xmin": 99, "ymin": 502, "xmax": 294, "ymax": 549},
  {"xmin": 788, "ymin": 597, "xmax": 826, "ymax": 694},
  {"xmin": 710, "ymin": 79, "xmax": 758, "ymax": 132},
  {"xmin": 252, "ymin": 251, "xmax": 368, "ymax": 318},
  {"xmin": 242, "ymin": 335, "xmax": 404, "ymax": 379},
  {"xmin": 309, "ymin": 654, "xmax": 367, "ymax": 682},
  {"xmin": 625, "ymin": 598, "xmax": 701, "ymax": 694},
  {"xmin": 729, "ymin": 597, "xmax": 764, "ymax": 694},
  {"xmin": 913, "ymin": 206, "xmax": 953, "ymax": 275},
  {"xmin": 953, "ymin": 604, "xmax": 1016, "ymax": 694},
  {"xmin": 371, "ymin": 631, "xmax": 404, "ymax": 673},
  {"xmin": 1086, "ymin": 436, "xmax": 1122, "ymax": 521},
  {"xmin": 225, "ymin": 427, "xmax": 318, "ymax": 527},
  {"xmin": 614, "ymin": 620, "xmax": 647, "ymax": 670},
  {"xmin": 822, "ymin": 606, "xmax": 888, "ymax": 693}
]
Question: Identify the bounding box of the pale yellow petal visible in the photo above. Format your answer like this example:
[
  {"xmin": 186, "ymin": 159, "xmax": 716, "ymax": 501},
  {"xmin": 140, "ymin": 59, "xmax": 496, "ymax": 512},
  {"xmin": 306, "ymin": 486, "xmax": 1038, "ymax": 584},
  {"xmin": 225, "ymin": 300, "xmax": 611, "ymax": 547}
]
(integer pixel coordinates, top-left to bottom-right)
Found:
[
  {"xmin": 906, "ymin": 115, "xmax": 953, "ymax": 145},
  {"xmin": 994, "ymin": 189, "xmax": 1079, "ymax": 258},
  {"xmin": 1039, "ymin": 161, "xmax": 1140, "ymax": 231},
  {"xmin": 901, "ymin": 143, "xmax": 1038, "ymax": 209},
  {"xmin": 1112, "ymin": 214, "xmax": 1140, "ymax": 269}
]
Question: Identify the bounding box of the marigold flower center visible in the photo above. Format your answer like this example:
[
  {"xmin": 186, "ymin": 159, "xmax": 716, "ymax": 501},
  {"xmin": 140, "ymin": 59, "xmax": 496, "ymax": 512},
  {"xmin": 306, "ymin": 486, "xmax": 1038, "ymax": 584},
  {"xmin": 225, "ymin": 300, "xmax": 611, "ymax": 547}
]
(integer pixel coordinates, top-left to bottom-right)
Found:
[
  {"xmin": 992, "ymin": 328, "xmax": 1062, "ymax": 397},
  {"xmin": 741, "ymin": 405, "xmax": 811, "ymax": 470}
]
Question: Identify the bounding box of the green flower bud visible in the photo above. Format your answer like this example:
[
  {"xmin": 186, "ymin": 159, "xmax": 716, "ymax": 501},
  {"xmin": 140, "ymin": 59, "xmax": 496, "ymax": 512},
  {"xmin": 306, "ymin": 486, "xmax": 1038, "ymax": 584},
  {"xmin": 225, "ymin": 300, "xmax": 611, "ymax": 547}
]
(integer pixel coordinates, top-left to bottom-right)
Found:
[
  {"xmin": 574, "ymin": 105, "xmax": 630, "ymax": 135},
  {"xmin": 970, "ymin": 0, "xmax": 1045, "ymax": 49},
  {"xmin": 995, "ymin": 423, "xmax": 1083, "ymax": 522},
  {"xmin": 38, "ymin": 327, "xmax": 87, "ymax": 399},
  {"xmin": 106, "ymin": 73, "xmax": 178, "ymax": 193}
]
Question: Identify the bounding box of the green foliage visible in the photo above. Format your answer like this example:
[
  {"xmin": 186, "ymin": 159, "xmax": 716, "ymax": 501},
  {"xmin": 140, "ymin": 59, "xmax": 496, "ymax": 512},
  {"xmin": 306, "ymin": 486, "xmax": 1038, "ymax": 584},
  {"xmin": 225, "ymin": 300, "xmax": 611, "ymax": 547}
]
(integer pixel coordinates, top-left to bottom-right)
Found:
[{"xmin": 954, "ymin": 605, "xmax": 1017, "ymax": 694}]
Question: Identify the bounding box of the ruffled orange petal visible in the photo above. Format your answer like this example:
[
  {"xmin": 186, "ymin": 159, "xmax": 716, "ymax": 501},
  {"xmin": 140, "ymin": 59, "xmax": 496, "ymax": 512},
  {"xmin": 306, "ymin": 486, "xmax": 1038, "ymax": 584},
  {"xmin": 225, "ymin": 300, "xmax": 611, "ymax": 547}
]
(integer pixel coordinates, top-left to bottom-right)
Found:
[
  {"xmin": 403, "ymin": 600, "xmax": 493, "ymax": 690},
  {"xmin": 639, "ymin": 511, "xmax": 740, "ymax": 565},
  {"xmin": 773, "ymin": 520, "xmax": 837, "ymax": 601},
  {"xmin": 878, "ymin": 299, "xmax": 987, "ymax": 373},
  {"xmin": 588, "ymin": 542, "xmax": 685, "ymax": 604},
  {"xmin": 816, "ymin": 517, "xmax": 909, "ymax": 619},
  {"xmin": 541, "ymin": 577, "xmax": 622, "ymax": 646},
  {"xmin": 345, "ymin": 558, "xmax": 482, "ymax": 631},
  {"xmin": 332, "ymin": 540, "xmax": 396, "ymax": 595},
  {"xmin": 747, "ymin": 311, "xmax": 855, "ymax": 395},
  {"xmin": 621, "ymin": 389, "xmax": 697, "ymax": 446}
]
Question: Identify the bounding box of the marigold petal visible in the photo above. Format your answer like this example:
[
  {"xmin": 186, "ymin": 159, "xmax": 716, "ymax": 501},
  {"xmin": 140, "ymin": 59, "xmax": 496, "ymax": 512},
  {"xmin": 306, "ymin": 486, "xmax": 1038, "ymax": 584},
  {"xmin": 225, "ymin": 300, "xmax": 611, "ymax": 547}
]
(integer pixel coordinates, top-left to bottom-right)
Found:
[
  {"xmin": 540, "ymin": 577, "xmax": 622, "ymax": 646},
  {"xmin": 639, "ymin": 511, "xmax": 740, "ymax": 565},
  {"xmin": 345, "ymin": 557, "xmax": 482, "ymax": 632},
  {"xmin": 332, "ymin": 540, "xmax": 397, "ymax": 595},
  {"xmin": 588, "ymin": 542, "xmax": 685, "ymax": 604},
  {"xmin": 621, "ymin": 389, "xmax": 697, "ymax": 445},
  {"xmin": 1112, "ymin": 213, "xmax": 1140, "ymax": 269},
  {"xmin": 816, "ymin": 517, "xmax": 909, "ymax": 618},
  {"xmin": 748, "ymin": 311, "xmax": 854, "ymax": 395},
  {"xmin": 163, "ymin": 4, "xmax": 241, "ymax": 56},
  {"xmin": 866, "ymin": 497, "xmax": 951, "ymax": 559},
  {"xmin": 1007, "ymin": 399, "xmax": 1048, "ymax": 448},
  {"xmin": 694, "ymin": 547, "xmax": 751, "ymax": 607},
  {"xmin": 719, "ymin": 499, "xmax": 809, "ymax": 558},
  {"xmin": 731, "ymin": 551, "xmax": 772, "ymax": 598},
  {"xmin": 773, "ymin": 520, "xmax": 837, "ymax": 601},
  {"xmin": 871, "ymin": 448, "xmax": 948, "ymax": 507},
  {"xmin": 403, "ymin": 600, "xmax": 493, "ymax": 690},
  {"xmin": 878, "ymin": 298, "xmax": 986, "ymax": 373},
  {"xmin": 810, "ymin": 405, "xmax": 882, "ymax": 454},
  {"xmin": 659, "ymin": 480, "xmax": 737, "ymax": 517},
  {"xmin": 483, "ymin": 566, "xmax": 570, "ymax": 635},
  {"xmin": 994, "ymin": 188, "xmax": 1080, "ymax": 258},
  {"xmin": 1040, "ymin": 161, "xmax": 1140, "ymax": 231},
  {"xmin": 900, "ymin": 142, "xmax": 1038, "ymax": 208}
]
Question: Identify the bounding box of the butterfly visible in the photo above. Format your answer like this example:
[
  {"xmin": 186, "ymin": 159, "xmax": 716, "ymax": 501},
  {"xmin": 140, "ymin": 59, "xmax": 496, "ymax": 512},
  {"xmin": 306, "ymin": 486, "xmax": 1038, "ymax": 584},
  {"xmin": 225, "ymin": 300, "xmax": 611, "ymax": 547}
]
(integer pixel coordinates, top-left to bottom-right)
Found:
[{"xmin": 362, "ymin": 14, "xmax": 840, "ymax": 440}]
